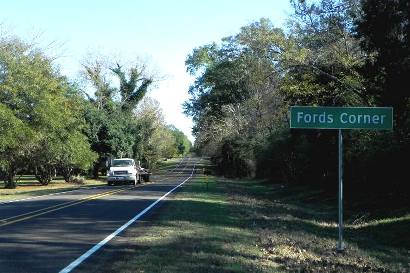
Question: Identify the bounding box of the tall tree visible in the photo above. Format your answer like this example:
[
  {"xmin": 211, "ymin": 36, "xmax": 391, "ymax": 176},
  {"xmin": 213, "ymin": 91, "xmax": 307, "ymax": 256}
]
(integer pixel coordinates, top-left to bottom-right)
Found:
[
  {"xmin": 351, "ymin": 0, "xmax": 410, "ymax": 194},
  {"xmin": 185, "ymin": 18, "xmax": 287, "ymax": 176},
  {"xmin": 83, "ymin": 60, "xmax": 116, "ymax": 112},
  {"xmin": 82, "ymin": 59, "xmax": 154, "ymax": 176},
  {"xmin": 111, "ymin": 63, "xmax": 153, "ymax": 113},
  {"xmin": 134, "ymin": 98, "xmax": 176, "ymax": 168},
  {"xmin": 0, "ymin": 37, "xmax": 96, "ymax": 188},
  {"xmin": 356, "ymin": 0, "xmax": 410, "ymax": 130},
  {"xmin": 285, "ymin": 0, "xmax": 366, "ymax": 106}
]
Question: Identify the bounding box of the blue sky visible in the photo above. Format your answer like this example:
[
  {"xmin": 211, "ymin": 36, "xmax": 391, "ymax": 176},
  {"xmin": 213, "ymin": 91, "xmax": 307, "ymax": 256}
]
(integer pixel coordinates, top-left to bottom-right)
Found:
[{"xmin": 0, "ymin": 0, "xmax": 292, "ymax": 141}]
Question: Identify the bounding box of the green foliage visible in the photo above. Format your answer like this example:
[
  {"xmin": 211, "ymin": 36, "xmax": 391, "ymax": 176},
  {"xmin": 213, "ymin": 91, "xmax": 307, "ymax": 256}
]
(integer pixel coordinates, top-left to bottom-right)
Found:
[
  {"xmin": 349, "ymin": 0, "xmax": 410, "ymax": 195},
  {"xmin": 134, "ymin": 98, "xmax": 180, "ymax": 168},
  {"xmin": 56, "ymin": 131, "xmax": 98, "ymax": 182},
  {"xmin": 185, "ymin": 0, "xmax": 410, "ymax": 201},
  {"xmin": 111, "ymin": 63, "xmax": 153, "ymax": 113},
  {"xmin": 356, "ymin": 0, "xmax": 410, "ymax": 128},
  {"xmin": 82, "ymin": 60, "xmax": 153, "ymax": 176},
  {"xmin": 82, "ymin": 62, "xmax": 191, "ymax": 174},
  {"xmin": 0, "ymin": 103, "xmax": 33, "ymax": 187},
  {"xmin": 0, "ymin": 33, "xmax": 191, "ymax": 187},
  {"xmin": 169, "ymin": 125, "xmax": 192, "ymax": 155},
  {"xmin": 284, "ymin": 0, "xmax": 366, "ymax": 106},
  {"xmin": 0, "ymin": 36, "xmax": 96, "ymax": 188},
  {"xmin": 185, "ymin": 17, "xmax": 291, "ymax": 177},
  {"xmin": 82, "ymin": 102, "xmax": 138, "ymax": 177}
]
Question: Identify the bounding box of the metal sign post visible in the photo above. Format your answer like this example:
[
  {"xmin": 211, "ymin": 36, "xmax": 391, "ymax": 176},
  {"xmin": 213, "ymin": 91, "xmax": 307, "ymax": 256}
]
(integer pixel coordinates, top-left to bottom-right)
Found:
[
  {"xmin": 337, "ymin": 129, "xmax": 344, "ymax": 251},
  {"xmin": 290, "ymin": 106, "xmax": 393, "ymax": 252}
]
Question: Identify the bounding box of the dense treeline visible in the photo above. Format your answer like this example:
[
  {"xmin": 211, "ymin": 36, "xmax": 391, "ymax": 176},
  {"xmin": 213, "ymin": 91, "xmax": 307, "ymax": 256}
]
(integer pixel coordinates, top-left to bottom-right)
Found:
[
  {"xmin": 185, "ymin": 0, "xmax": 409, "ymax": 198},
  {"xmin": 81, "ymin": 59, "xmax": 191, "ymax": 178},
  {"xmin": 0, "ymin": 36, "xmax": 191, "ymax": 188}
]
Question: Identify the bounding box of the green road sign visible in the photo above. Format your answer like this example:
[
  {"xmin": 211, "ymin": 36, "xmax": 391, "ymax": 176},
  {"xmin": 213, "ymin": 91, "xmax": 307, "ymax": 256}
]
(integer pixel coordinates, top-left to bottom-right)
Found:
[
  {"xmin": 289, "ymin": 105, "xmax": 393, "ymax": 252},
  {"xmin": 290, "ymin": 106, "xmax": 393, "ymax": 130}
]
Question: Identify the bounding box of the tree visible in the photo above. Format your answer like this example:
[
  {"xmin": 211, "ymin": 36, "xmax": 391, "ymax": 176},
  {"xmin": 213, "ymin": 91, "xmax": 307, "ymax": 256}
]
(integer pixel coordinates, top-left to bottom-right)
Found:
[
  {"xmin": 284, "ymin": 0, "xmax": 366, "ymax": 106},
  {"xmin": 56, "ymin": 131, "xmax": 97, "ymax": 182},
  {"xmin": 83, "ymin": 59, "xmax": 116, "ymax": 112},
  {"xmin": 185, "ymin": 18, "xmax": 288, "ymax": 177},
  {"xmin": 169, "ymin": 125, "xmax": 192, "ymax": 155},
  {"xmin": 111, "ymin": 63, "xmax": 153, "ymax": 113},
  {"xmin": 0, "ymin": 104, "xmax": 33, "ymax": 188},
  {"xmin": 185, "ymin": 0, "xmax": 410, "ymax": 201},
  {"xmin": 28, "ymin": 82, "xmax": 98, "ymax": 185},
  {"xmin": 82, "ymin": 58, "xmax": 154, "ymax": 177},
  {"xmin": 0, "ymin": 36, "xmax": 96, "ymax": 188},
  {"xmin": 134, "ymin": 98, "xmax": 176, "ymax": 168},
  {"xmin": 351, "ymin": 0, "xmax": 410, "ymax": 194},
  {"xmin": 185, "ymin": 3, "xmax": 366, "ymax": 181},
  {"xmin": 356, "ymin": 0, "xmax": 410, "ymax": 130},
  {"xmin": 82, "ymin": 103, "xmax": 136, "ymax": 177}
]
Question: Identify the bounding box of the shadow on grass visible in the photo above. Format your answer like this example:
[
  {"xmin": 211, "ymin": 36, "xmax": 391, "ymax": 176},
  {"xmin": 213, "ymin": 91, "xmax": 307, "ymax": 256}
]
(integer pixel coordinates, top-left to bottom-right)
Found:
[{"xmin": 177, "ymin": 175, "xmax": 408, "ymax": 270}]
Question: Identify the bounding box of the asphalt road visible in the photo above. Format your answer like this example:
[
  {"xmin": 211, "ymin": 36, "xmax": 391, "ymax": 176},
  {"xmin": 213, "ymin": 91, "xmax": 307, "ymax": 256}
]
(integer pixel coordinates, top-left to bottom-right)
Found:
[{"xmin": 0, "ymin": 157, "xmax": 198, "ymax": 273}]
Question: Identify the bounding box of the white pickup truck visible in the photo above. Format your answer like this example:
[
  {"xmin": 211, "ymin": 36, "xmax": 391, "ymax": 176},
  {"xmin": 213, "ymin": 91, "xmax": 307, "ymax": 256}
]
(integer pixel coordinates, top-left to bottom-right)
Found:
[{"xmin": 106, "ymin": 158, "xmax": 150, "ymax": 186}]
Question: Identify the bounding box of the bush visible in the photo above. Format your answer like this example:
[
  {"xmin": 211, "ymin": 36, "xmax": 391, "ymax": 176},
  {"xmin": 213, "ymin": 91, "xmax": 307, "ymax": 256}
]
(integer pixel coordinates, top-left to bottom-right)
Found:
[{"xmin": 68, "ymin": 175, "xmax": 85, "ymax": 184}]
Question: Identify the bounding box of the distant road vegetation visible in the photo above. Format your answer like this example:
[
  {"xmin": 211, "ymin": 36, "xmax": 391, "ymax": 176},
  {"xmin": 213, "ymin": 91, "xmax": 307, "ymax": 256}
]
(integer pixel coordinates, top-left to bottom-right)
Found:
[
  {"xmin": 0, "ymin": 37, "xmax": 191, "ymax": 189},
  {"xmin": 184, "ymin": 0, "xmax": 409, "ymax": 205}
]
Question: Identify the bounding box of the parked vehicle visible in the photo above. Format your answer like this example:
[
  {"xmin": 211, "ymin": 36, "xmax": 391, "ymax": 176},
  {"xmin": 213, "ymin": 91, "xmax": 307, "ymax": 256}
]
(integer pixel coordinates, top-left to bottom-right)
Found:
[{"xmin": 106, "ymin": 158, "xmax": 150, "ymax": 186}]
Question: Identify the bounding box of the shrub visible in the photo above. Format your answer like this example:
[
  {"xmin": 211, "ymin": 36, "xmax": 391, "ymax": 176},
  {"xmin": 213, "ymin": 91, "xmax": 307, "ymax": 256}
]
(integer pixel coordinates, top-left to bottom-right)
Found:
[{"xmin": 68, "ymin": 175, "xmax": 85, "ymax": 184}]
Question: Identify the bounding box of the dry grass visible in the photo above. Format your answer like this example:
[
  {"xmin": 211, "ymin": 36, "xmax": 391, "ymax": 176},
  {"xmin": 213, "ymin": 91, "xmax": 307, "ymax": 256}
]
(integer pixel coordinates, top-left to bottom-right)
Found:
[
  {"xmin": 224, "ymin": 179, "xmax": 409, "ymax": 273},
  {"xmin": 0, "ymin": 176, "xmax": 106, "ymax": 202}
]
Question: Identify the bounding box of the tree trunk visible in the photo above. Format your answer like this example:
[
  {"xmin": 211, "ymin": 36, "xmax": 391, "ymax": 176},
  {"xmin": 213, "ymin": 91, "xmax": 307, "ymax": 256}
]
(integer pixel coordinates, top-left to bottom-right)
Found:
[
  {"xmin": 92, "ymin": 163, "xmax": 100, "ymax": 179},
  {"xmin": 61, "ymin": 166, "xmax": 73, "ymax": 182},
  {"xmin": 35, "ymin": 166, "xmax": 53, "ymax": 186},
  {"xmin": 5, "ymin": 166, "xmax": 17, "ymax": 189}
]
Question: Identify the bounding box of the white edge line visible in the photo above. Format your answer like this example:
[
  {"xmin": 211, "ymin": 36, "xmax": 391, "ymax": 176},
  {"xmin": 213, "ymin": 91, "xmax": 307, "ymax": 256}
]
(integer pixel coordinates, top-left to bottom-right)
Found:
[{"xmin": 59, "ymin": 161, "xmax": 198, "ymax": 273}]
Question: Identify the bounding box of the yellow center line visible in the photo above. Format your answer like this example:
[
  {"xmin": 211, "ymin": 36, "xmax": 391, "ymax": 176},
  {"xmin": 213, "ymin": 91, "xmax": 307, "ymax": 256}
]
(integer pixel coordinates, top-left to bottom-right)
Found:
[
  {"xmin": 0, "ymin": 186, "xmax": 133, "ymax": 227},
  {"xmin": 1, "ymin": 187, "xmax": 126, "ymax": 222},
  {"xmin": 0, "ymin": 160, "xmax": 192, "ymax": 228}
]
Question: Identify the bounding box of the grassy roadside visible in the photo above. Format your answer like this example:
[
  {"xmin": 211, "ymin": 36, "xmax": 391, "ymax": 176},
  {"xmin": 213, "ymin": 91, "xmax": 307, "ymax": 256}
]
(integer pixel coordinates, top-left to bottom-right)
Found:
[
  {"xmin": 0, "ymin": 176, "xmax": 106, "ymax": 202},
  {"xmin": 90, "ymin": 160, "xmax": 409, "ymax": 273},
  {"xmin": 228, "ymin": 181, "xmax": 409, "ymax": 273},
  {"xmin": 153, "ymin": 156, "xmax": 186, "ymax": 175}
]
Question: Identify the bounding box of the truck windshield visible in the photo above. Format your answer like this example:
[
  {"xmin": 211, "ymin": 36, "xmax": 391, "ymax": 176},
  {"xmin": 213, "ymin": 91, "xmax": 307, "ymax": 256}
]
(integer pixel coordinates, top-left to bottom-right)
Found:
[{"xmin": 112, "ymin": 160, "xmax": 133, "ymax": 167}]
